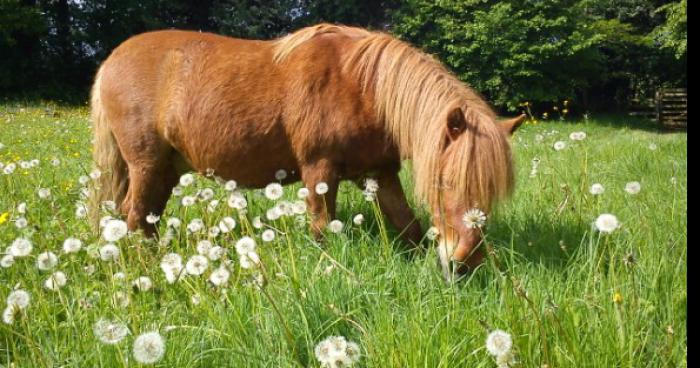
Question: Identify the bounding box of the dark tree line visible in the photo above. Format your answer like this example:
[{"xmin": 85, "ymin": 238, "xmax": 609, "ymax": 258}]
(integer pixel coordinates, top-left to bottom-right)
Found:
[{"xmin": 0, "ymin": 0, "xmax": 686, "ymax": 112}]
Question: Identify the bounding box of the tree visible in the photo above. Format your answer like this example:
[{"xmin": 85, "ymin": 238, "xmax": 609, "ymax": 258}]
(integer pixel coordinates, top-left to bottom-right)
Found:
[
  {"xmin": 0, "ymin": 0, "xmax": 45, "ymax": 94},
  {"xmin": 653, "ymin": 0, "xmax": 686, "ymax": 59},
  {"xmin": 392, "ymin": 0, "xmax": 603, "ymax": 111}
]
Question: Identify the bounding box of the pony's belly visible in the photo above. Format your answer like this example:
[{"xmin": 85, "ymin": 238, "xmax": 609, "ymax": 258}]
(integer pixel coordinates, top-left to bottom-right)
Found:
[{"xmin": 173, "ymin": 142, "xmax": 300, "ymax": 189}]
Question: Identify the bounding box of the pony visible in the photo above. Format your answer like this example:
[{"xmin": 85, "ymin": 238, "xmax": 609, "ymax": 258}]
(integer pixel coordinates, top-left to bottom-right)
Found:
[{"xmin": 89, "ymin": 24, "xmax": 524, "ymax": 279}]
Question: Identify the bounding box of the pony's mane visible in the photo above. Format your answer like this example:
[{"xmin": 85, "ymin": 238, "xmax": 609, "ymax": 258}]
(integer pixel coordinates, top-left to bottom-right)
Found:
[{"xmin": 274, "ymin": 24, "xmax": 514, "ymax": 210}]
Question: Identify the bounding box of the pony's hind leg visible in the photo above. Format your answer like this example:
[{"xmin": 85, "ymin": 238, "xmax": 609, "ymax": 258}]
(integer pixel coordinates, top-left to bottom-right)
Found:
[
  {"xmin": 301, "ymin": 159, "xmax": 339, "ymax": 239},
  {"xmin": 374, "ymin": 172, "xmax": 423, "ymax": 248},
  {"xmin": 125, "ymin": 161, "xmax": 178, "ymax": 237}
]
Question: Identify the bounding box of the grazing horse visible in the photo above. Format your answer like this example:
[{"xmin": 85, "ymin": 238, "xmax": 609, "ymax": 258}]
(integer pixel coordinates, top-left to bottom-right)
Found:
[{"xmin": 90, "ymin": 24, "xmax": 523, "ymax": 278}]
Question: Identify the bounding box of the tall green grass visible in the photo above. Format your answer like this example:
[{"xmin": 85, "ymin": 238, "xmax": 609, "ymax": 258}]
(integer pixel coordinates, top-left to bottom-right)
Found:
[{"xmin": 0, "ymin": 104, "xmax": 687, "ymax": 367}]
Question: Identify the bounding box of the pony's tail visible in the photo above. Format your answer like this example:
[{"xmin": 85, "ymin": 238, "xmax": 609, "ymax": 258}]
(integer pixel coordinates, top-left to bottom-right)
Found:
[{"xmin": 88, "ymin": 68, "xmax": 129, "ymax": 230}]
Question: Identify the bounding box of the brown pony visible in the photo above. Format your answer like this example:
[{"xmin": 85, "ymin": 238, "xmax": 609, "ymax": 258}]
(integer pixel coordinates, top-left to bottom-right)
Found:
[{"xmin": 90, "ymin": 24, "xmax": 524, "ymax": 278}]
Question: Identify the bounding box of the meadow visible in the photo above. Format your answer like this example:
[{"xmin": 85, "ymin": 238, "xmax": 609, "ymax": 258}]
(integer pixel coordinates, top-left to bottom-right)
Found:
[{"xmin": 0, "ymin": 103, "xmax": 687, "ymax": 367}]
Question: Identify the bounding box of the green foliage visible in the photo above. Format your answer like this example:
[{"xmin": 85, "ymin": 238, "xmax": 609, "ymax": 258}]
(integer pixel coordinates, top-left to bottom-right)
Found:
[
  {"xmin": 654, "ymin": 0, "xmax": 687, "ymax": 59},
  {"xmin": 0, "ymin": 0, "xmax": 45, "ymax": 93},
  {"xmin": 392, "ymin": 0, "xmax": 604, "ymax": 110}
]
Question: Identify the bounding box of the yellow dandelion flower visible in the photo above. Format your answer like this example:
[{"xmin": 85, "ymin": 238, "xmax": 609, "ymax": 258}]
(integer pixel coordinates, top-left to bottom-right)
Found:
[
  {"xmin": 613, "ymin": 292, "xmax": 623, "ymax": 304},
  {"xmin": 0, "ymin": 212, "xmax": 9, "ymax": 225}
]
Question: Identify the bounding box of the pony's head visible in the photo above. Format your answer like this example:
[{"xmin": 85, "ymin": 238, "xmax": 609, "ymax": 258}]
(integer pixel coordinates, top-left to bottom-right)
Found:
[{"xmin": 428, "ymin": 106, "xmax": 524, "ymax": 280}]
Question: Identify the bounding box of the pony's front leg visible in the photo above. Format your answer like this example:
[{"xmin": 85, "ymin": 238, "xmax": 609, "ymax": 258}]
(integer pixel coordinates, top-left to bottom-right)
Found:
[
  {"xmin": 375, "ymin": 172, "xmax": 423, "ymax": 248},
  {"xmin": 301, "ymin": 159, "xmax": 339, "ymax": 239}
]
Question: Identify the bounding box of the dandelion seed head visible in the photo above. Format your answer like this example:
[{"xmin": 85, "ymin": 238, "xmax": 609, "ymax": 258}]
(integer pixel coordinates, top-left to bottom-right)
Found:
[
  {"xmin": 590, "ymin": 183, "xmax": 605, "ymax": 195},
  {"xmin": 7, "ymin": 290, "xmax": 30, "ymax": 309},
  {"xmin": 102, "ymin": 220, "xmax": 128, "ymax": 242},
  {"xmin": 462, "ymin": 208, "xmax": 487, "ymax": 229},
  {"xmin": 486, "ymin": 330, "xmax": 513, "ymax": 357},
  {"xmin": 625, "ymin": 181, "xmax": 641, "ymax": 195},
  {"xmin": 595, "ymin": 213, "xmax": 620, "ymax": 233},
  {"xmin": 62, "ymin": 237, "xmax": 83, "ymax": 253},
  {"xmin": 328, "ymin": 220, "xmax": 344, "ymax": 234},
  {"xmin": 185, "ymin": 255, "xmax": 209, "ymax": 276},
  {"xmin": 10, "ymin": 238, "xmax": 33, "ymax": 257},
  {"xmin": 179, "ymin": 173, "xmax": 194, "ymax": 187},
  {"xmin": 133, "ymin": 331, "xmax": 166, "ymax": 364},
  {"xmin": 36, "ymin": 251, "xmax": 58, "ymax": 271},
  {"xmin": 94, "ymin": 319, "xmax": 129, "ymax": 345}
]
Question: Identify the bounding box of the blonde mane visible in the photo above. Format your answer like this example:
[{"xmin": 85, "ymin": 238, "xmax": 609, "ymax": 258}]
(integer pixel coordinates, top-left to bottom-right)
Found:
[{"xmin": 274, "ymin": 25, "xmax": 514, "ymax": 210}]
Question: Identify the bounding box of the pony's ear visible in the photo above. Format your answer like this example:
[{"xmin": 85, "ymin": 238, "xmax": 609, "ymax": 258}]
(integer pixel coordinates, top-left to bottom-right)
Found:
[
  {"xmin": 500, "ymin": 114, "xmax": 527, "ymax": 136},
  {"xmin": 446, "ymin": 107, "xmax": 467, "ymax": 141}
]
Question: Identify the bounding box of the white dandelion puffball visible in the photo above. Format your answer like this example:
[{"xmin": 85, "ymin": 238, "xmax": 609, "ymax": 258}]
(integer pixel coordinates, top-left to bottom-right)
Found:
[
  {"xmin": 266, "ymin": 206, "xmax": 282, "ymax": 221},
  {"xmin": 218, "ymin": 217, "xmax": 236, "ymax": 233},
  {"xmin": 102, "ymin": 220, "xmax": 128, "ymax": 242},
  {"xmin": 297, "ymin": 187, "xmax": 310, "ymax": 199},
  {"xmin": 235, "ymin": 237, "xmax": 257, "ymax": 255},
  {"xmin": 315, "ymin": 182, "xmax": 329, "ymax": 195},
  {"xmin": 171, "ymin": 186, "xmax": 183, "ymax": 196},
  {"xmin": 185, "ymin": 255, "xmax": 209, "ymax": 276},
  {"xmin": 426, "ymin": 227, "xmax": 440, "ymax": 241},
  {"xmin": 314, "ymin": 336, "xmax": 361, "ymax": 367},
  {"xmin": 161, "ymin": 254, "xmax": 183, "ymax": 283},
  {"xmin": 485, "ymin": 330, "xmax": 513, "ymax": 357},
  {"xmin": 625, "ymin": 181, "xmax": 642, "ymax": 195},
  {"xmin": 224, "ymin": 180, "xmax": 237, "ymax": 191},
  {"xmin": 364, "ymin": 178, "xmax": 379, "ymax": 193},
  {"xmin": 292, "ymin": 200, "xmax": 307, "ymax": 215},
  {"xmin": 17, "ymin": 202, "xmax": 27, "ymax": 214},
  {"xmin": 166, "ymin": 217, "xmax": 181, "ymax": 229},
  {"xmin": 328, "ymin": 220, "xmax": 344, "ymax": 234},
  {"xmin": 207, "ymin": 246, "xmax": 225, "ymax": 261},
  {"xmin": 462, "ymin": 208, "xmax": 487, "ymax": 229},
  {"xmin": 569, "ymin": 131, "xmax": 587, "ymax": 141},
  {"xmin": 262, "ymin": 229, "xmax": 276, "ymax": 242},
  {"xmin": 590, "ymin": 183, "xmax": 605, "ymax": 195},
  {"xmin": 206, "ymin": 200, "xmax": 220, "ymax": 213},
  {"xmin": 14, "ymin": 217, "xmax": 27, "ymax": 229},
  {"xmin": 146, "ymin": 213, "xmax": 160, "ymax": 224},
  {"xmin": 209, "ymin": 267, "xmax": 231, "ymax": 286},
  {"xmin": 132, "ymin": 276, "xmax": 153, "ymax": 292},
  {"xmin": 252, "ymin": 216, "xmax": 264, "ymax": 229},
  {"xmin": 227, "ymin": 192, "xmax": 247, "ymax": 210},
  {"xmin": 196, "ymin": 240, "xmax": 213, "ymax": 255},
  {"xmin": 44, "ymin": 271, "xmax": 68, "ymax": 291},
  {"xmin": 181, "ymin": 195, "xmax": 196, "ymax": 207},
  {"xmin": 1, "ymin": 255, "xmax": 14, "ymax": 268},
  {"xmin": 179, "ymin": 173, "xmax": 194, "ymax": 187},
  {"xmin": 595, "ymin": 214, "xmax": 620, "ymax": 233},
  {"xmin": 275, "ymin": 169, "xmax": 288, "ymax": 181},
  {"xmin": 3, "ymin": 306, "xmax": 17, "ymax": 325},
  {"xmin": 133, "ymin": 331, "xmax": 166, "ymax": 364},
  {"xmin": 99, "ymin": 244, "xmax": 120, "ymax": 261},
  {"xmin": 186, "ymin": 219, "xmax": 204, "ymax": 233},
  {"xmin": 648, "ymin": 143, "xmax": 658, "ymax": 150},
  {"xmin": 199, "ymin": 188, "xmax": 215, "ymax": 201},
  {"xmin": 38, "ymin": 188, "xmax": 51, "ymax": 199},
  {"xmin": 62, "ymin": 237, "xmax": 83, "ymax": 253},
  {"xmin": 93, "ymin": 319, "xmax": 129, "ymax": 345},
  {"xmin": 264, "ymin": 183, "xmax": 284, "ymax": 200},
  {"xmin": 36, "ymin": 251, "xmax": 59, "ymax": 271},
  {"xmin": 10, "ymin": 238, "xmax": 33, "ymax": 257},
  {"xmin": 553, "ymin": 141, "xmax": 567, "ymax": 151},
  {"xmin": 7, "ymin": 290, "xmax": 30, "ymax": 309},
  {"xmin": 353, "ymin": 214, "xmax": 365, "ymax": 226},
  {"xmin": 75, "ymin": 204, "xmax": 87, "ymax": 218},
  {"xmin": 239, "ymin": 251, "xmax": 261, "ymax": 269},
  {"xmin": 89, "ymin": 169, "xmax": 101, "ymax": 180}
]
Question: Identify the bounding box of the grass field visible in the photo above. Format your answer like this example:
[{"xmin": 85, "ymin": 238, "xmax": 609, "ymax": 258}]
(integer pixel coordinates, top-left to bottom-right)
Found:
[{"xmin": 0, "ymin": 103, "xmax": 687, "ymax": 367}]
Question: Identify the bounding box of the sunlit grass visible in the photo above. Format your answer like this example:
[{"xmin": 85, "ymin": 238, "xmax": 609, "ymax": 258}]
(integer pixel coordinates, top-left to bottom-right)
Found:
[{"xmin": 0, "ymin": 104, "xmax": 687, "ymax": 367}]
